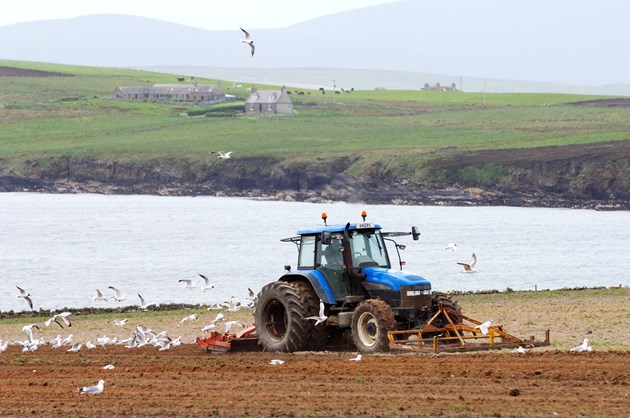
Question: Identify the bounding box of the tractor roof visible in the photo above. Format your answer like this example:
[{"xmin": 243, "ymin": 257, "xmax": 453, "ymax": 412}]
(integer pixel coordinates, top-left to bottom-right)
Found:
[{"xmin": 296, "ymin": 223, "xmax": 382, "ymax": 235}]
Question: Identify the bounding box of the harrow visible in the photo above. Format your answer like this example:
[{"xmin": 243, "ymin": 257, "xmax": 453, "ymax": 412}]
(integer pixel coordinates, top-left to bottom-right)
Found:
[{"xmin": 388, "ymin": 304, "xmax": 550, "ymax": 353}]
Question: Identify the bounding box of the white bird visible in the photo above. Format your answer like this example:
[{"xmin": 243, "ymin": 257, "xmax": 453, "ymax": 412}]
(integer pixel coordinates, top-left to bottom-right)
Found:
[
  {"xmin": 445, "ymin": 243, "xmax": 457, "ymax": 252},
  {"xmin": 61, "ymin": 334, "xmax": 74, "ymax": 346},
  {"xmin": 112, "ymin": 318, "xmax": 129, "ymax": 327},
  {"xmin": 103, "ymin": 364, "xmax": 115, "ymax": 370},
  {"xmin": 211, "ymin": 151, "xmax": 234, "ymax": 159},
  {"xmin": 55, "ymin": 312, "xmax": 73, "ymax": 328},
  {"xmin": 179, "ymin": 279, "xmax": 199, "ymax": 289},
  {"xmin": 45, "ymin": 316, "xmax": 65, "ymax": 329},
  {"xmin": 303, "ymin": 300, "xmax": 328, "ymax": 326},
  {"xmin": 206, "ymin": 303, "xmax": 222, "ymax": 311},
  {"xmin": 240, "ymin": 27, "xmax": 255, "ymax": 56},
  {"xmin": 457, "ymin": 253, "xmax": 478, "ymax": 273},
  {"xmin": 78, "ymin": 380, "xmax": 105, "ymax": 395},
  {"xmin": 22, "ymin": 324, "xmax": 40, "ymax": 343},
  {"xmin": 512, "ymin": 346, "xmax": 526, "ymax": 354},
  {"xmin": 16, "ymin": 286, "xmax": 34, "ymax": 310},
  {"xmin": 475, "ymin": 320, "xmax": 493, "ymax": 335},
  {"xmin": 67, "ymin": 343, "xmax": 82, "ymax": 353},
  {"xmin": 570, "ymin": 337, "xmax": 593, "ymax": 352},
  {"xmin": 178, "ymin": 313, "xmax": 199, "ymax": 326},
  {"xmin": 222, "ymin": 297, "xmax": 241, "ymax": 312},
  {"xmin": 93, "ymin": 289, "xmax": 108, "ymax": 302},
  {"xmin": 0, "ymin": 341, "xmax": 8, "ymax": 352},
  {"xmin": 86, "ymin": 341, "xmax": 97, "ymax": 350},
  {"xmin": 268, "ymin": 359, "xmax": 284, "ymax": 365},
  {"xmin": 108, "ymin": 286, "xmax": 127, "ymax": 302},
  {"xmin": 224, "ymin": 320, "xmax": 245, "ymax": 334},
  {"xmin": 201, "ymin": 323, "xmax": 217, "ymax": 332},
  {"xmin": 349, "ymin": 354, "xmax": 363, "ymax": 361},
  {"xmin": 137, "ymin": 293, "xmax": 156, "ymax": 310},
  {"xmin": 198, "ymin": 273, "xmax": 215, "ymax": 291},
  {"xmin": 211, "ymin": 313, "xmax": 226, "ymax": 324},
  {"xmin": 245, "ymin": 287, "xmax": 256, "ymax": 301}
]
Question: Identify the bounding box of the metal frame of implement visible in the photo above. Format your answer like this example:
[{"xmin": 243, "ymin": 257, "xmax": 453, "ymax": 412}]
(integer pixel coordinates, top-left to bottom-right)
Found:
[{"xmin": 388, "ymin": 305, "xmax": 550, "ymax": 353}]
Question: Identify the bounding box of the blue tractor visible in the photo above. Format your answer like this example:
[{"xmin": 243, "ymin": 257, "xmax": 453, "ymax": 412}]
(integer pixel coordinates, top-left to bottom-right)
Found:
[{"xmin": 254, "ymin": 212, "xmax": 462, "ymax": 353}]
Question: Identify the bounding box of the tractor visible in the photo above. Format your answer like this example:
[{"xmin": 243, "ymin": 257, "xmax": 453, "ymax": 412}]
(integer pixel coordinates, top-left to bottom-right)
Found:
[{"xmin": 253, "ymin": 211, "xmax": 462, "ymax": 353}]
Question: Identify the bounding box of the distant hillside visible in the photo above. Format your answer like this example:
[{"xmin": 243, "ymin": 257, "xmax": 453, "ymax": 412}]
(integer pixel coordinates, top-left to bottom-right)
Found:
[{"xmin": 0, "ymin": 0, "xmax": 629, "ymax": 94}]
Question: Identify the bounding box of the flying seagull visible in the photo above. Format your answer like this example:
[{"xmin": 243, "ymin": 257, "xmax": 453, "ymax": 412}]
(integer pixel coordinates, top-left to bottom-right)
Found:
[
  {"xmin": 179, "ymin": 279, "xmax": 199, "ymax": 289},
  {"xmin": 178, "ymin": 313, "xmax": 199, "ymax": 326},
  {"xmin": 240, "ymin": 27, "xmax": 255, "ymax": 56},
  {"xmin": 475, "ymin": 320, "xmax": 494, "ymax": 335},
  {"xmin": 457, "ymin": 253, "xmax": 478, "ymax": 273},
  {"xmin": 108, "ymin": 286, "xmax": 127, "ymax": 302},
  {"xmin": 210, "ymin": 151, "xmax": 233, "ymax": 159},
  {"xmin": 198, "ymin": 273, "xmax": 215, "ymax": 291},
  {"xmin": 137, "ymin": 293, "xmax": 156, "ymax": 310},
  {"xmin": 22, "ymin": 324, "xmax": 40, "ymax": 343},
  {"xmin": 78, "ymin": 380, "xmax": 105, "ymax": 395},
  {"xmin": 93, "ymin": 289, "xmax": 108, "ymax": 302},
  {"xmin": 303, "ymin": 300, "xmax": 328, "ymax": 326},
  {"xmin": 444, "ymin": 243, "xmax": 457, "ymax": 252},
  {"xmin": 16, "ymin": 286, "xmax": 34, "ymax": 310}
]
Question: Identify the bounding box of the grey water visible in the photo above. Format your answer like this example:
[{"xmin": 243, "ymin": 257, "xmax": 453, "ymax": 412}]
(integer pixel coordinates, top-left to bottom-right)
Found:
[{"xmin": 1, "ymin": 193, "xmax": 628, "ymax": 312}]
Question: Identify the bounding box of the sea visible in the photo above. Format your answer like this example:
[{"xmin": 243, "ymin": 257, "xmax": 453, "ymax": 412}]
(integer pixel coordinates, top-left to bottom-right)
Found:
[{"xmin": 1, "ymin": 192, "xmax": 628, "ymax": 312}]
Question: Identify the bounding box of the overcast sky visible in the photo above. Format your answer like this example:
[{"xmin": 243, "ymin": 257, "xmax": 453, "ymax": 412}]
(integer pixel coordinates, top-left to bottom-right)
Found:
[{"xmin": 0, "ymin": 0, "xmax": 403, "ymax": 30}]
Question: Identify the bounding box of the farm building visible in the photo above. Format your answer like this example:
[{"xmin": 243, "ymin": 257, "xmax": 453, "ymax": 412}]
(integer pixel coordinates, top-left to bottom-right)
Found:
[
  {"xmin": 422, "ymin": 82, "xmax": 459, "ymax": 92},
  {"xmin": 112, "ymin": 84, "xmax": 226, "ymax": 103},
  {"xmin": 245, "ymin": 87, "xmax": 293, "ymax": 114}
]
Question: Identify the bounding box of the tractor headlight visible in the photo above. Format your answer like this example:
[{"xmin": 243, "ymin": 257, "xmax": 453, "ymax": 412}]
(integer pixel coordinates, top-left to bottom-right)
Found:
[{"xmin": 406, "ymin": 290, "xmax": 430, "ymax": 297}]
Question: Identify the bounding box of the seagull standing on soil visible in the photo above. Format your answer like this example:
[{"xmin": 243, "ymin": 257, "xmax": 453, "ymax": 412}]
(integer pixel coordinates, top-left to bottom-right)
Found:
[
  {"xmin": 303, "ymin": 300, "xmax": 328, "ymax": 325},
  {"xmin": 570, "ymin": 337, "xmax": 593, "ymax": 352},
  {"xmin": 475, "ymin": 320, "xmax": 493, "ymax": 335},
  {"xmin": 349, "ymin": 354, "xmax": 363, "ymax": 361},
  {"xmin": 268, "ymin": 359, "xmax": 284, "ymax": 365},
  {"xmin": 112, "ymin": 318, "xmax": 129, "ymax": 327},
  {"xmin": 108, "ymin": 286, "xmax": 127, "ymax": 302},
  {"xmin": 78, "ymin": 380, "xmax": 105, "ymax": 395},
  {"xmin": 457, "ymin": 253, "xmax": 478, "ymax": 273},
  {"xmin": 67, "ymin": 343, "xmax": 82, "ymax": 353},
  {"xmin": 16, "ymin": 286, "xmax": 34, "ymax": 310},
  {"xmin": 512, "ymin": 346, "xmax": 526, "ymax": 354},
  {"xmin": 240, "ymin": 27, "xmax": 255, "ymax": 56}
]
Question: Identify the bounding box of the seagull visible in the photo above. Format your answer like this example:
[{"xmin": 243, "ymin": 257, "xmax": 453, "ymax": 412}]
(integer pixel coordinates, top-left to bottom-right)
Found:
[
  {"xmin": 198, "ymin": 273, "xmax": 215, "ymax": 291},
  {"xmin": 55, "ymin": 312, "xmax": 73, "ymax": 328},
  {"xmin": 108, "ymin": 286, "xmax": 127, "ymax": 302},
  {"xmin": 211, "ymin": 313, "xmax": 226, "ymax": 324},
  {"xmin": 22, "ymin": 324, "xmax": 40, "ymax": 343},
  {"xmin": 178, "ymin": 313, "xmax": 199, "ymax": 326},
  {"xmin": 201, "ymin": 323, "xmax": 217, "ymax": 332},
  {"xmin": 349, "ymin": 354, "xmax": 363, "ymax": 361},
  {"xmin": 93, "ymin": 289, "xmax": 108, "ymax": 302},
  {"xmin": 240, "ymin": 27, "xmax": 255, "ymax": 56},
  {"xmin": 224, "ymin": 320, "xmax": 245, "ymax": 334},
  {"xmin": 45, "ymin": 316, "xmax": 65, "ymax": 329},
  {"xmin": 475, "ymin": 320, "xmax": 493, "ymax": 335},
  {"xmin": 570, "ymin": 337, "xmax": 593, "ymax": 352},
  {"xmin": 61, "ymin": 334, "xmax": 74, "ymax": 346},
  {"xmin": 137, "ymin": 293, "xmax": 156, "ymax": 310},
  {"xmin": 206, "ymin": 303, "xmax": 222, "ymax": 311},
  {"xmin": 211, "ymin": 151, "xmax": 233, "ymax": 159},
  {"xmin": 179, "ymin": 279, "xmax": 199, "ymax": 289},
  {"xmin": 112, "ymin": 318, "xmax": 129, "ymax": 327},
  {"xmin": 512, "ymin": 346, "xmax": 526, "ymax": 354},
  {"xmin": 245, "ymin": 287, "xmax": 256, "ymax": 301},
  {"xmin": 0, "ymin": 341, "xmax": 8, "ymax": 352},
  {"xmin": 445, "ymin": 243, "xmax": 457, "ymax": 252},
  {"xmin": 86, "ymin": 341, "xmax": 97, "ymax": 350},
  {"xmin": 457, "ymin": 253, "xmax": 478, "ymax": 273},
  {"xmin": 222, "ymin": 297, "xmax": 241, "ymax": 312},
  {"xmin": 16, "ymin": 286, "xmax": 34, "ymax": 310},
  {"xmin": 303, "ymin": 300, "xmax": 328, "ymax": 326},
  {"xmin": 78, "ymin": 380, "xmax": 105, "ymax": 395},
  {"xmin": 67, "ymin": 343, "xmax": 82, "ymax": 353},
  {"xmin": 103, "ymin": 364, "xmax": 115, "ymax": 370},
  {"xmin": 268, "ymin": 359, "xmax": 284, "ymax": 365}
]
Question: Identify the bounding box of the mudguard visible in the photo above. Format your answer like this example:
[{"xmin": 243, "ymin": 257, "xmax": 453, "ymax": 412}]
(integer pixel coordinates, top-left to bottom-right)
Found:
[{"xmin": 279, "ymin": 271, "xmax": 335, "ymax": 304}]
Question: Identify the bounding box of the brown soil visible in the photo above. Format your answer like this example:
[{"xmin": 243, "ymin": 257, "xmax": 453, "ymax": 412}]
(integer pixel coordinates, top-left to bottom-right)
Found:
[{"xmin": 0, "ymin": 346, "xmax": 628, "ymax": 417}]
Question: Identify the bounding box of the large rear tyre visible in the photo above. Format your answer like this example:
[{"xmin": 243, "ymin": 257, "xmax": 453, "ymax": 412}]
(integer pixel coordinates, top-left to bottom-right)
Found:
[
  {"xmin": 291, "ymin": 281, "xmax": 329, "ymax": 350},
  {"xmin": 431, "ymin": 292, "xmax": 462, "ymax": 328},
  {"xmin": 351, "ymin": 299, "xmax": 395, "ymax": 353},
  {"xmin": 254, "ymin": 282, "xmax": 310, "ymax": 352}
]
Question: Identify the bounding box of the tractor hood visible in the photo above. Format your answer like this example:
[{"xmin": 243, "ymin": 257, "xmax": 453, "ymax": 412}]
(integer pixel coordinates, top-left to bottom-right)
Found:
[{"xmin": 362, "ymin": 268, "xmax": 431, "ymax": 291}]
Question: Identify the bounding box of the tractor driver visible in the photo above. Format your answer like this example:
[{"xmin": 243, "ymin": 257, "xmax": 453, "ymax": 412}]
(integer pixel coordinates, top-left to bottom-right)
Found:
[{"xmin": 322, "ymin": 240, "xmax": 344, "ymax": 270}]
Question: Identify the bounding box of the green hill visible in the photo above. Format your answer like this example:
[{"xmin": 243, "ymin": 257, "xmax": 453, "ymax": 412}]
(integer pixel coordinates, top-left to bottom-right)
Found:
[{"xmin": 1, "ymin": 60, "xmax": 629, "ymax": 208}]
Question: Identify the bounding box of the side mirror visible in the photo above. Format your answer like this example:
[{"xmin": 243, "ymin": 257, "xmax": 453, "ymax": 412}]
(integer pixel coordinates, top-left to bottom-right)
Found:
[
  {"xmin": 284, "ymin": 265, "xmax": 291, "ymax": 272},
  {"xmin": 321, "ymin": 230, "xmax": 332, "ymax": 246},
  {"xmin": 397, "ymin": 244, "xmax": 406, "ymax": 250},
  {"xmin": 411, "ymin": 226, "xmax": 420, "ymax": 241}
]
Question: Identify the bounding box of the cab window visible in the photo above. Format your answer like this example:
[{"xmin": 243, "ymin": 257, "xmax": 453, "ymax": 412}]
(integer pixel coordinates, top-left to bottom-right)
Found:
[{"xmin": 298, "ymin": 235, "xmax": 316, "ymax": 269}]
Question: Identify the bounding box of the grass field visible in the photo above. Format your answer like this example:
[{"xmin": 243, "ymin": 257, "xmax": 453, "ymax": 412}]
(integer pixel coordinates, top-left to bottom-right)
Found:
[{"xmin": 1, "ymin": 60, "xmax": 630, "ymax": 190}]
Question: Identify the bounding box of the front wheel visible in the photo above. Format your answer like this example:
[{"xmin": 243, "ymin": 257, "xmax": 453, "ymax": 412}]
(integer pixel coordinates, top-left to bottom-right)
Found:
[{"xmin": 351, "ymin": 299, "xmax": 395, "ymax": 353}]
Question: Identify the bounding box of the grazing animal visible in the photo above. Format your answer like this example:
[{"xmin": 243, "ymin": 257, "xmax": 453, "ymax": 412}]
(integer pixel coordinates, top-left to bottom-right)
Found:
[{"xmin": 177, "ymin": 77, "xmax": 185, "ymax": 82}]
